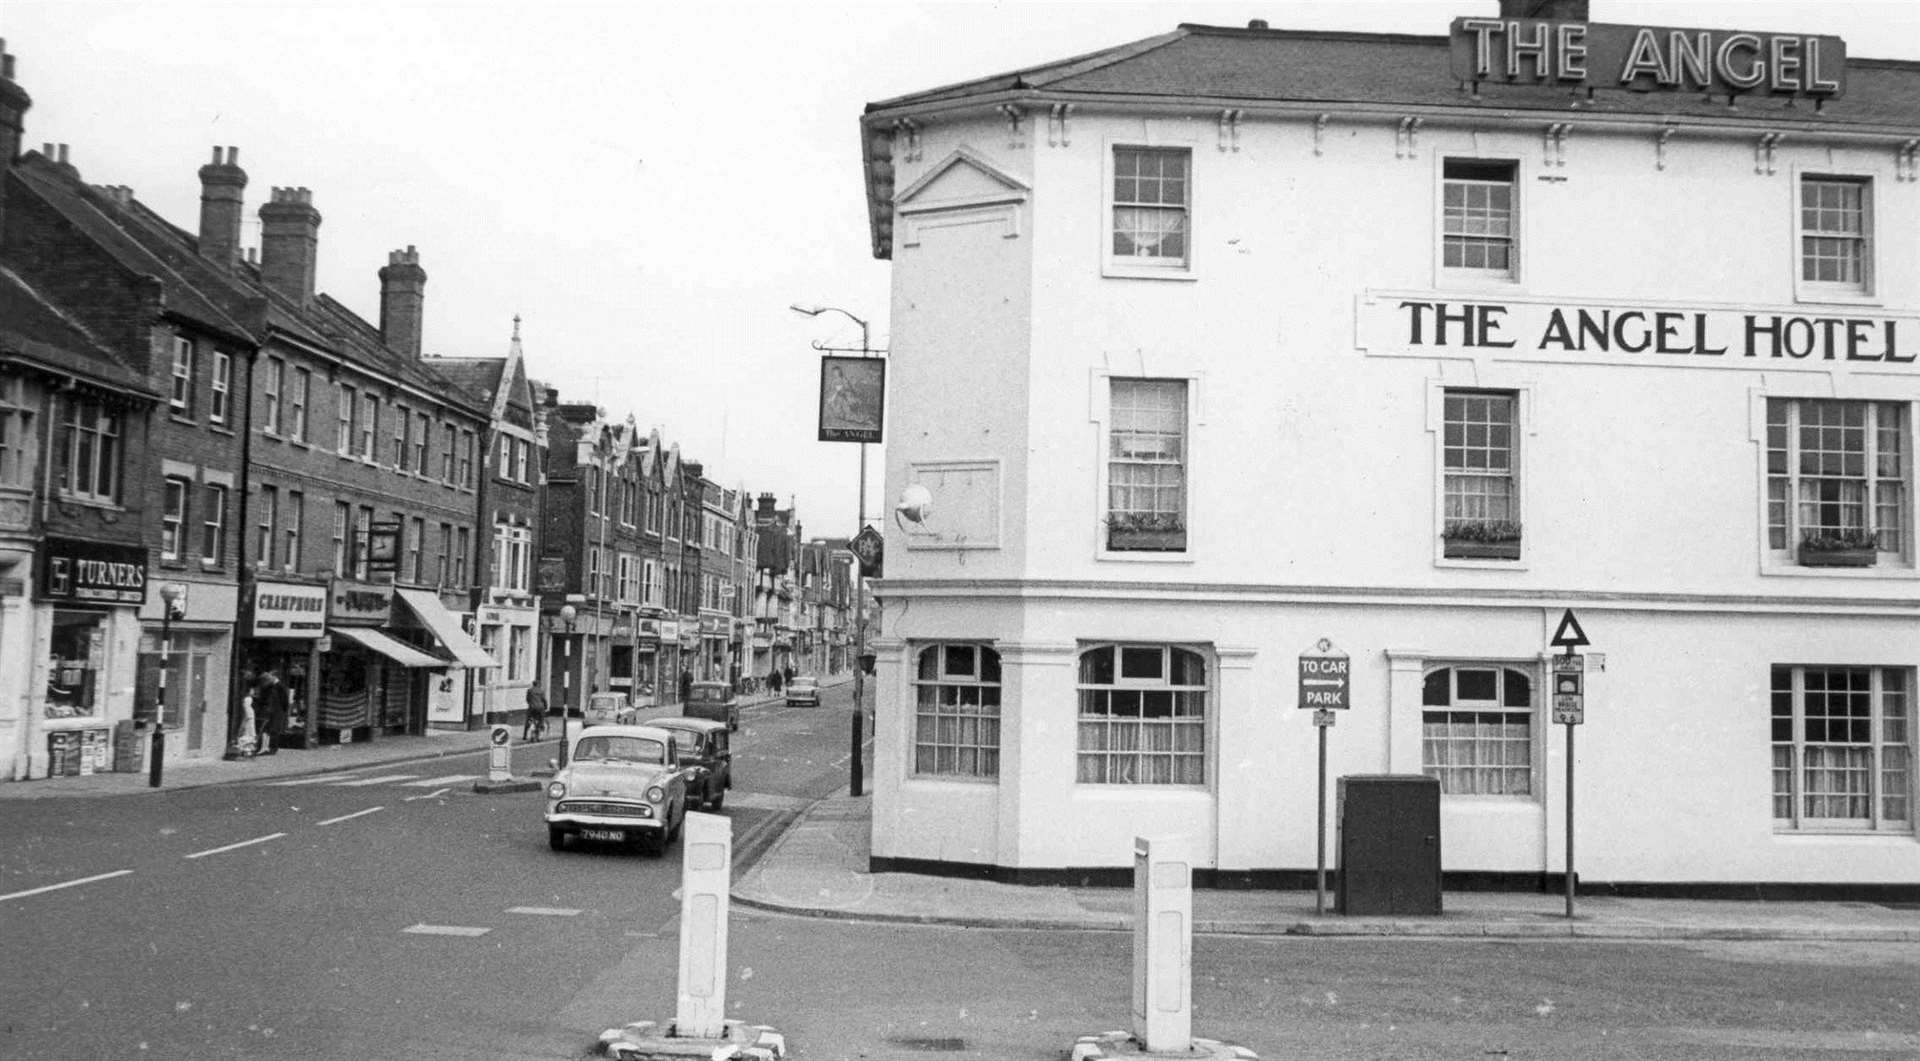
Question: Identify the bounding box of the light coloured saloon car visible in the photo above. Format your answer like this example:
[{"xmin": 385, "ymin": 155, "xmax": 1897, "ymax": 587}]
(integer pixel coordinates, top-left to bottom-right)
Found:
[{"xmin": 544, "ymin": 724, "xmax": 689, "ymax": 855}]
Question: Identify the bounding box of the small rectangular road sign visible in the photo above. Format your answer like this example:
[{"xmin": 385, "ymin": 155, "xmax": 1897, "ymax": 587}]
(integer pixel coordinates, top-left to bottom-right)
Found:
[
  {"xmin": 1551, "ymin": 654, "xmax": 1585, "ymax": 725},
  {"xmin": 1298, "ymin": 650, "xmax": 1350, "ymax": 710}
]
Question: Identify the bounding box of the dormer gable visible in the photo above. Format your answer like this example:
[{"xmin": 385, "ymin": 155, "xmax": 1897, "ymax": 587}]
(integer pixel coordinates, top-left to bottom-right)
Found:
[{"xmin": 894, "ymin": 145, "xmax": 1029, "ymax": 212}]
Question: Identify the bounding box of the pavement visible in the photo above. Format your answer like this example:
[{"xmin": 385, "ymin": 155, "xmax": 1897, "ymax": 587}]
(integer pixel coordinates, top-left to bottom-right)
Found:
[{"xmin": 8, "ymin": 686, "xmax": 1920, "ymax": 944}]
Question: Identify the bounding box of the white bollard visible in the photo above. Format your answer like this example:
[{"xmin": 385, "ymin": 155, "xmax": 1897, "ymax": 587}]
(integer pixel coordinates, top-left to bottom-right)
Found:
[
  {"xmin": 487, "ymin": 725, "xmax": 512, "ymax": 782},
  {"xmin": 675, "ymin": 811, "xmax": 732, "ymax": 1039},
  {"xmin": 1131, "ymin": 835, "xmax": 1192, "ymax": 1054}
]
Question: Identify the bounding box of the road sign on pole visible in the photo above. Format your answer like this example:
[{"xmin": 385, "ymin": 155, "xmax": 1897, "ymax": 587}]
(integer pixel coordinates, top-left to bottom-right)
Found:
[
  {"xmin": 1550, "ymin": 609, "xmax": 1590, "ymax": 654},
  {"xmin": 1551, "ymin": 654, "xmax": 1586, "ymax": 725},
  {"xmin": 1298, "ymin": 640, "xmax": 1350, "ymax": 710}
]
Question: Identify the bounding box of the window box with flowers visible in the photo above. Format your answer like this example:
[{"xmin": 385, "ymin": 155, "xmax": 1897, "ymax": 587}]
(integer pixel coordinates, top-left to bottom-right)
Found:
[
  {"xmin": 1106, "ymin": 511, "xmax": 1186, "ymax": 552},
  {"xmin": 1442, "ymin": 519, "xmax": 1522, "ymax": 560},
  {"xmin": 1798, "ymin": 529, "xmax": 1880, "ymax": 568}
]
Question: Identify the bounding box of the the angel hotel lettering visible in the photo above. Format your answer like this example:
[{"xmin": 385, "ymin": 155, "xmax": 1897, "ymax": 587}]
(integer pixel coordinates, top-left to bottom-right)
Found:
[
  {"xmin": 1450, "ymin": 19, "xmax": 1845, "ymax": 98},
  {"xmin": 1393, "ymin": 301, "xmax": 1918, "ymax": 365}
]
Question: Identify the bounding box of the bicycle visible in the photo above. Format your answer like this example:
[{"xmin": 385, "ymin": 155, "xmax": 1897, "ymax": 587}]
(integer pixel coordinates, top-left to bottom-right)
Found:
[{"xmin": 523, "ymin": 711, "xmax": 548, "ymax": 742}]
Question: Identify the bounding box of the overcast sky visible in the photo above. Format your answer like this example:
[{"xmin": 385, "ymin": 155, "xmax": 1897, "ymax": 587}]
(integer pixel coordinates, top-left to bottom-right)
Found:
[{"xmin": 8, "ymin": 1, "xmax": 1917, "ymax": 533}]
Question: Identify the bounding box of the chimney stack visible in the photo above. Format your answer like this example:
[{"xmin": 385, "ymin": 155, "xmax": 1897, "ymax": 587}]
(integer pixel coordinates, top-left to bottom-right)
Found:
[
  {"xmin": 40, "ymin": 141, "xmax": 76, "ymax": 180},
  {"xmin": 0, "ymin": 40, "xmax": 29, "ymax": 170},
  {"xmin": 757, "ymin": 492, "xmax": 777, "ymax": 519},
  {"xmin": 258, "ymin": 186, "xmax": 321, "ymax": 303},
  {"xmin": 197, "ymin": 146, "xmax": 247, "ymax": 269},
  {"xmin": 1497, "ymin": 0, "xmax": 1590, "ymax": 18},
  {"xmin": 378, "ymin": 245, "xmax": 427, "ymax": 357}
]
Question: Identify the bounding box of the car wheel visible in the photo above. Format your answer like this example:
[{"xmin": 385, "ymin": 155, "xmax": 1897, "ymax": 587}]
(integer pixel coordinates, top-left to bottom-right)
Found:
[
  {"xmin": 643, "ymin": 832, "xmax": 664, "ymax": 857},
  {"xmin": 548, "ymin": 826, "xmax": 567, "ymax": 852},
  {"xmin": 706, "ymin": 786, "xmax": 725, "ymax": 811}
]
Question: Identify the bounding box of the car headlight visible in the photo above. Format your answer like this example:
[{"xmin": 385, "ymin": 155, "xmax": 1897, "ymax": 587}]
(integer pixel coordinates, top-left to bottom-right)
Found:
[
  {"xmin": 646, "ymin": 785, "xmax": 666, "ymax": 803},
  {"xmin": 546, "ymin": 780, "xmax": 567, "ymax": 800}
]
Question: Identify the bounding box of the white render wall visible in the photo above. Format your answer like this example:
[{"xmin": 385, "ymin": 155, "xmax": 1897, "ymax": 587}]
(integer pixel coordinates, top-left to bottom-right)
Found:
[{"xmin": 871, "ymin": 105, "xmax": 1920, "ymax": 885}]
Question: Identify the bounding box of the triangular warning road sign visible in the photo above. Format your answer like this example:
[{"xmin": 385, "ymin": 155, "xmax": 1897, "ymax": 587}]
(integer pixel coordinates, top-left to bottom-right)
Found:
[{"xmin": 1549, "ymin": 608, "xmax": 1590, "ymax": 650}]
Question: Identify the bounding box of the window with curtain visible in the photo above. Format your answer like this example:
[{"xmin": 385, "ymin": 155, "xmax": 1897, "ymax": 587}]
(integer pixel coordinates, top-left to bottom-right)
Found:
[
  {"xmin": 1421, "ymin": 665, "xmax": 1534, "ymax": 795},
  {"xmin": 290, "ymin": 367, "xmax": 311, "ymax": 442},
  {"xmin": 1443, "ymin": 158, "xmax": 1517, "ymax": 276},
  {"xmin": 1773, "ymin": 665, "xmax": 1911, "ymax": 832},
  {"xmin": 331, "ymin": 501, "xmax": 350, "ymax": 574},
  {"xmin": 1766, "ymin": 398, "xmax": 1906, "ymax": 564},
  {"xmin": 912, "ymin": 643, "xmax": 1001, "ymax": 779},
  {"xmin": 1442, "ymin": 390, "xmax": 1521, "ymax": 559},
  {"xmin": 358, "ymin": 393, "xmax": 378, "ymax": 459},
  {"xmin": 1076, "ymin": 644, "xmax": 1207, "ymax": 785},
  {"xmin": 1107, "ymin": 378, "xmax": 1187, "ymax": 552},
  {"xmin": 336, "ymin": 382, "xmax": 356, "ymax": 454},
  {"xmin": 283, "ymin": 491, "xmax": 304, "ymax": 572},
  {"xmin": 1112, "ymin": 147, "xmax": 1189, "ymax": 268}
]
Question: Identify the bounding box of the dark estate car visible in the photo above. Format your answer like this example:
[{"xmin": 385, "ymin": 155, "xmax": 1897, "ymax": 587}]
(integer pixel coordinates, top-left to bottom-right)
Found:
[
  {"xmin": 649, "ymin": 716, "xmax": 732, "ymax": 810},
  {"xmin": 785, "ymin": 675, "xmax": 820, "ymax": 707},
  {"xmin": 683, "ymin": 680, "xmax": 740, "ymax": 731}
]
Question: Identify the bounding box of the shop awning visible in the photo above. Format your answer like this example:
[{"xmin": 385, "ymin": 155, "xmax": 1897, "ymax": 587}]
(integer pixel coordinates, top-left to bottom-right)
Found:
[
  {"xmin": 394, "ymin": 588, "xmax": 498, "ymax": 669},
  {"xmin": 330, "ymin": 626, "xmax": 446, "ymax": 668}
]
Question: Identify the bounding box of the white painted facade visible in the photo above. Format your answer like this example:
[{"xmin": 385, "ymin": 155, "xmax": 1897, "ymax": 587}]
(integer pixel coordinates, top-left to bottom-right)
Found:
[{"xmin": 862, "ymin": 14, "xmax": 1920, "ymax": 890}]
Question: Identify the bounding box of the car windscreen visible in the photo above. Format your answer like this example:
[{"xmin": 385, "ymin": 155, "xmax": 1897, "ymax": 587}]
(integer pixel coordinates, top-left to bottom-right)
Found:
[
  {"xmin": 690, "ymin": 687, "xmax": 728, "ymax": 703},
  {"xmin": 573, "ymin": 736, "xmax": 666, "ymax": 764}
]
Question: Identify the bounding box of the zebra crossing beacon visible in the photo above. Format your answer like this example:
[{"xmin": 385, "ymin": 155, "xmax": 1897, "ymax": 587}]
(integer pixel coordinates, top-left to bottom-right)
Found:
[{"xmin": 858, "ymin": 0, "xmax": 1920, "ymax": 901}]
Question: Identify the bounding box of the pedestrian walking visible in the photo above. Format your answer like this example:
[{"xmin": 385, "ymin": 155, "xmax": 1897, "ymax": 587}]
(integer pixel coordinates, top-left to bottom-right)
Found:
[
  {"xmin": 678, "ymin": 668, "xmax": 693, "ymax": 704},
  {"xmin": 523, "ymin": 685, "xmax": 549, "ymax": 741},
  {"xmin": 237, "ymin": 685, "xmax": 258, "ymax": 756},
  {"xmin": 769, "ymin": 669, "xmax": 783, "ymax": 694},
  {"xmin": 254, "ymin": 670, "xmax": 290, "ymax": 756}
]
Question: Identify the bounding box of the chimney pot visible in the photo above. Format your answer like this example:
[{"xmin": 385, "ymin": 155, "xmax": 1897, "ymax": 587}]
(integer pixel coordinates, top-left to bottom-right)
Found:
[
  {"xmin": 258, "ymin": 185, "xmax": 322, "ymax": 302},
  {"xmin": 198, "ymin": 142, "xmax": 249, "ymax": 268},
  {"xmin": 378, "ymin": 245, "xmax": 428, "ymax": 358}
]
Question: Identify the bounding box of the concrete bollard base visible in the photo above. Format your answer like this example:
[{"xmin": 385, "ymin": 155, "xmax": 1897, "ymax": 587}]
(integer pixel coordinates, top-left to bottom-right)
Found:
[
  {"xmin": 1069, "ymin": 1030, "xmax": 1258, "ymax": 1061},
  {"xmin": 470, "ymin": 777, "xmax": 543, "ymax": 794},
  {"xmin": 598, "ymin": 1018, "xmax": 785, "ymax": 1060}
]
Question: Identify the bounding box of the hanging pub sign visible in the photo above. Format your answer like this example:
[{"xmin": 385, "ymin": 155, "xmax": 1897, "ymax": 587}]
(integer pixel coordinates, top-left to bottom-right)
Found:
[
  {"xmin": 39, "ymin": 537, "xmax": 147, "ymax": 604},
  {"xmin": 818, "ymin": 355, "xmax": 886, "ymax": 444},
  {"xmin": 329, "ymin": 579, "xmax": 394, "ymax": 625},
  {"xmin": 1450, "ymin": 18, "xmax": 1845, "ymax": 99}
]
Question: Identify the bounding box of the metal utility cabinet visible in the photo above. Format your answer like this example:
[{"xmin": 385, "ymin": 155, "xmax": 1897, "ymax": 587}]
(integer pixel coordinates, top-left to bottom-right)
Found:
[{"xmin": 1336, "ymin": 774, "xmax": 1442, "ymax": 916}]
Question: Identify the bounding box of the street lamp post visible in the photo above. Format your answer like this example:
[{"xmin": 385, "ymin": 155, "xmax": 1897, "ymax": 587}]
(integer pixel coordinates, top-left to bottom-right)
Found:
[
  {"xmin": 150, "ymin": 583, "xmax": 185, "ymax": 788},
  {"xmin": 790, "ymin": 302, "xmax": 873, "ymax": 797},
  {"xmin": 558, "ymin": 603, "xmax": 578, "ymax": 768}
]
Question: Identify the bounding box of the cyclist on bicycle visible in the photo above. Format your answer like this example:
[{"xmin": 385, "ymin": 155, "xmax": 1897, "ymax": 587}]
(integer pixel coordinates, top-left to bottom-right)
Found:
[{"xmin": 523, "ymin": 685, "xmax": 549, "ymax": 741}]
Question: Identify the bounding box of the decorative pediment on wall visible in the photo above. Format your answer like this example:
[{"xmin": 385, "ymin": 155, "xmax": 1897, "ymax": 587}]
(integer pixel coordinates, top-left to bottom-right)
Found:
[{"xmin": 893, "ymin": 146, "xmax": 1030, "ymax": 249}]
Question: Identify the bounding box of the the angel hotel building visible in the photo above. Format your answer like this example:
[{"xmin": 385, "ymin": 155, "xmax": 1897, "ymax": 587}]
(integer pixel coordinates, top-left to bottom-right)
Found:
[{"xmin": 858, "ymin": 1, "xmax": 1920, "ymax": 896}]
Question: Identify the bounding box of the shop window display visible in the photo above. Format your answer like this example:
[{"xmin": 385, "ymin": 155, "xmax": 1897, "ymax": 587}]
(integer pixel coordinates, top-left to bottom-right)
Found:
[{"xmin": 47, "ymin": 609, "xmax": 106, "ymax": 718}]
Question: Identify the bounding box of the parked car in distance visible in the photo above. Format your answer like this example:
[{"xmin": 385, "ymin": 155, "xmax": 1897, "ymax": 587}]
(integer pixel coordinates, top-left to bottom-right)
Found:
[
  {"xmin": 785, "ymin": 675, "xmax": 821, "ymax": 707},
  {"xmin": 544, "ymin": 724, "xmax": 689, "ymax": 855},
  {"xmin": 683, "ymin": 680, "xmax": 740, "ymax": 731},
  {"xmin": 650, "ymin": 716, "xmax": 731, "ymax": 810},
  {"xmin": 583, "ymin": 691, "xmax": 637, "ymax": 727}
]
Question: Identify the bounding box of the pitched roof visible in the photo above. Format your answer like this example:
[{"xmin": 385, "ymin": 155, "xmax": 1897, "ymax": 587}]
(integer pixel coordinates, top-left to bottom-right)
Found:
[
  {"xmin": 9, "ymin": 154, "xmax": 257, "ymax": 345},
  {"xmin": 861, "ymin": 22, "xmax": 1920, "ymax": 257},
  {"xmin": 417, "ymin": 356, "xmax": 503, "ymax": 409},
  {"xmin": 0, "ymin": 263, "xmax": 152, "ymax": 394}
]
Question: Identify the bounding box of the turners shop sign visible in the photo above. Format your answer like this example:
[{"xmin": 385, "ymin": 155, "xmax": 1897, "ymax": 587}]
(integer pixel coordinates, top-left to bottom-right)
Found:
[
  {"xmin": 1361, "ymin": 295, "xmax": 1920, "ymax": 369},
  {"xmin": 1450, "ymin": 18, "xmax": 1845, "ymax": 98}
]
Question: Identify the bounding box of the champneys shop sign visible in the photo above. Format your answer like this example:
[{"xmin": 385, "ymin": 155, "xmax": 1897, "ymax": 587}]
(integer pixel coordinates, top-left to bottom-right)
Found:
[
  {"xmin": 1451, "ymin": 18, "xmax": 1845, "ymax": 99},
  {"xmin": 1360, "ymin": 294, "xmax": 1920, "ymax": 369}
]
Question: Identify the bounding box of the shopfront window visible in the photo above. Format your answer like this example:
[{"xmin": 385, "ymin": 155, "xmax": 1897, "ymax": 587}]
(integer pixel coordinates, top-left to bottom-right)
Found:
[{"xmin": 47, "ymin": 609, "xmax": 107, "ymax": 718}]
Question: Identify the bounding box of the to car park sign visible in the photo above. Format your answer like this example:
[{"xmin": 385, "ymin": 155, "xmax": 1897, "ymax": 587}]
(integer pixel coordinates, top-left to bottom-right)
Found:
[{"xmin": 1298, "ymin": 641, "xmax": 1349, "ymax": 711}]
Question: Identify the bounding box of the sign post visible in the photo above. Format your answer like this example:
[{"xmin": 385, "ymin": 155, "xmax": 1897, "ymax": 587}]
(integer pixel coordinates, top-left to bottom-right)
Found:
[
  {"xmin": 1549, "ymin": 608, "xmax": 1590, "ymax": 920},
  {"xmin": 1298, "ymin": 639, "xmax": 1349, "ymax": 915}
]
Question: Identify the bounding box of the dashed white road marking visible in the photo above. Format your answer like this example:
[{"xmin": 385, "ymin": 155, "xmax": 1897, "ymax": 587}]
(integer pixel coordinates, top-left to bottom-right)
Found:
[
  {"xmin": 0, "ymin": 869, "xmax": 134, "ymax": 902},
  {"xmin": 267, "ymin": 775, "xmax": 353, "ymax": 786},
  {"xmin": 399, "ymin": 774, "xmax": 476, "ymax": 787},
  {"xmin": 403, "ymin": 788, "xmax": 451, "ymax": 802},
  {"xmin": 317, "ymin": 806, "xmax": 385, "ymax": 826},
  {"xmin": 333, "ymin": 774, "xmax": 419, "ymax": 787},
  {"xmin": 185, "ymin": 833, "xmax": 286, "ymax": 859},
  {"xmin": 507, "ymin": 906, "xmax": 582, "ymax": 917},
  {"xmin": 403, "ymin": 924, "xmax": 491, "ymax": 937}
]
